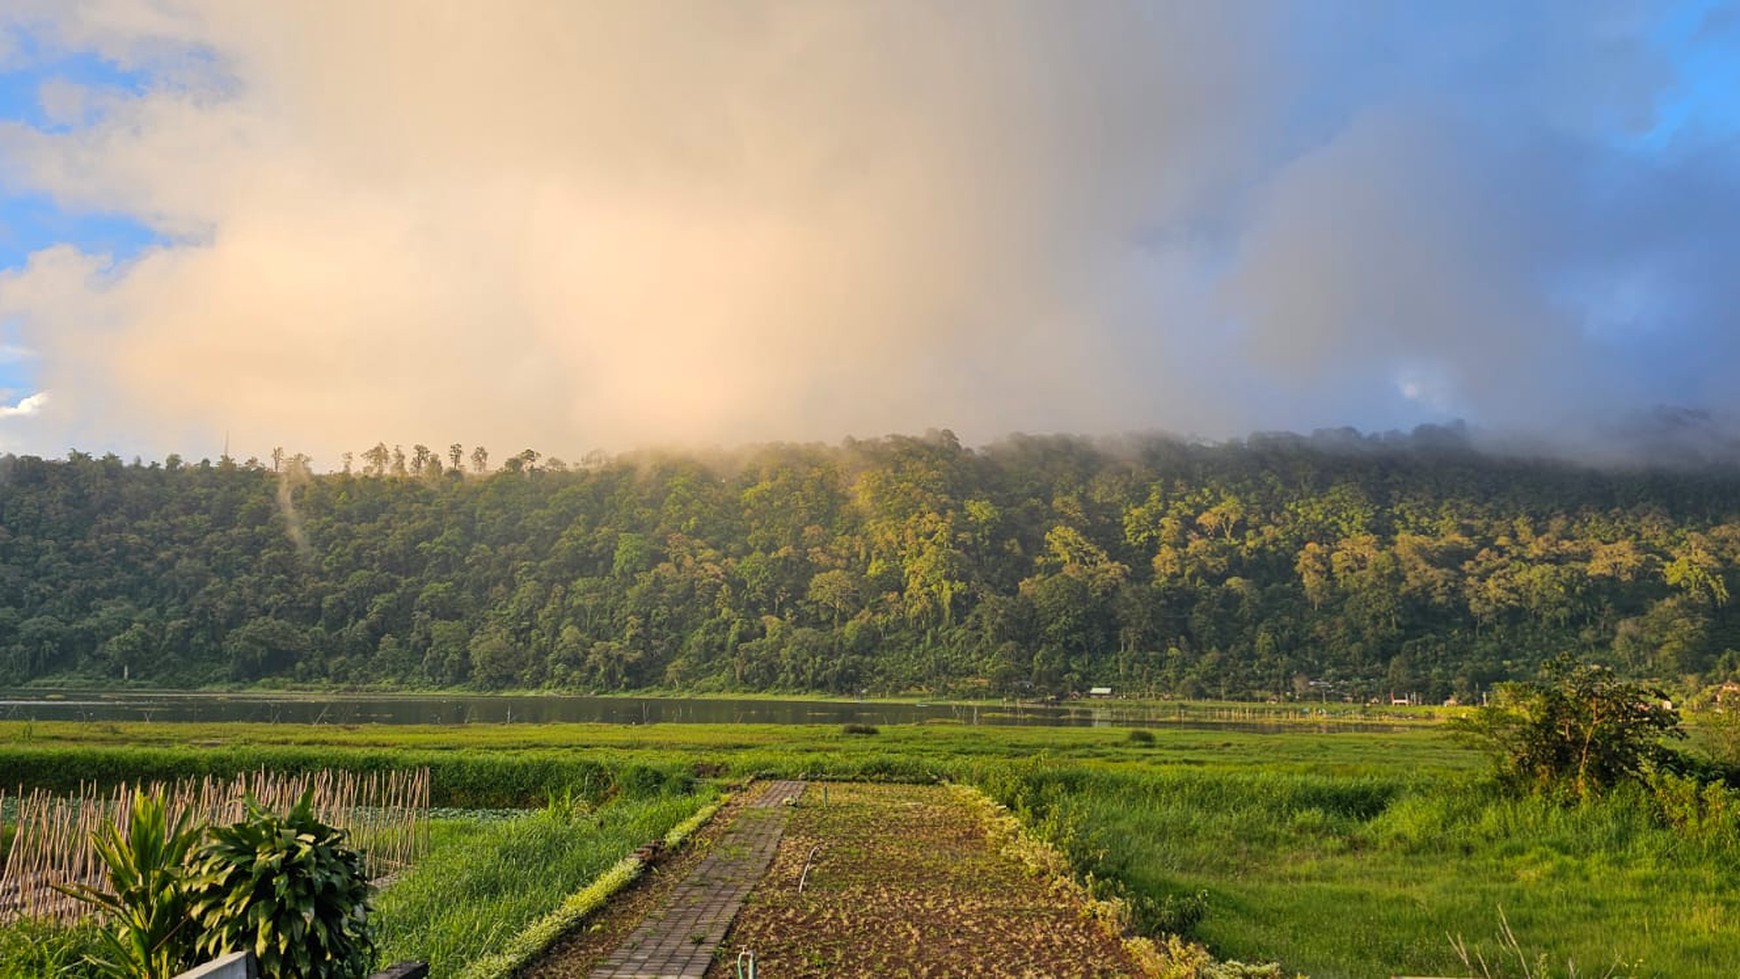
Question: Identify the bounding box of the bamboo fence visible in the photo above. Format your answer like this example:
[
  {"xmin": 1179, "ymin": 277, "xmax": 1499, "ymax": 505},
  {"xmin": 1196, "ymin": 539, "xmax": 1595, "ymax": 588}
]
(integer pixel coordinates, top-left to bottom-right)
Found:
[{"xmin": 0, "ymin": 767, "xmax": 430, "ymax": 925}]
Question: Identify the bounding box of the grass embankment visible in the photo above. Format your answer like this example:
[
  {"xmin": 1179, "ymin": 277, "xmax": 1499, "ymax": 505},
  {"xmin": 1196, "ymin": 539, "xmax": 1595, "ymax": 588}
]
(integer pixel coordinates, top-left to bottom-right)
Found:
[{"xmin": 4, "ymin": 720, "xmax": 1735, "ymax": 977}]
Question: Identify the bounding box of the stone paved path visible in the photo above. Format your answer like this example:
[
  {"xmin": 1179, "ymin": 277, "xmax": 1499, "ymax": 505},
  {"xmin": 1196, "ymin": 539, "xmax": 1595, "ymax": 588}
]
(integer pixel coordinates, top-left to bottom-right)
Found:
[{"xmin": 587, "ymin": 780, "xmax": 805, "ymax": 979}]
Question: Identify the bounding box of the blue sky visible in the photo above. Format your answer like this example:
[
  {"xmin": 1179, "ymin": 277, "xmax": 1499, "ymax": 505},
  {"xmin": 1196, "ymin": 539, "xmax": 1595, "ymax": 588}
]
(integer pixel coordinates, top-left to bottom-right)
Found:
[
  {"xmin": 0, "ymin": 2, "xmax": 1738, "ymax": 461},
  {"xmin": 0, "ymin": 41, "xmax": 159, "ymax": 406},
  {"xmin": 1646, "ymin": 0, "xmax": 1740, "ymax": 146}
]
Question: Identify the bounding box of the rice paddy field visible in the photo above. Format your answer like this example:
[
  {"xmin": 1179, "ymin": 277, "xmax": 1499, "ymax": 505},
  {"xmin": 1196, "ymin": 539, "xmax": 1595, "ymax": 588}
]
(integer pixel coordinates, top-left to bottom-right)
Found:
[{"xmin": 1, "ymin": 715, "xmax": 1735, "ymax": 978}]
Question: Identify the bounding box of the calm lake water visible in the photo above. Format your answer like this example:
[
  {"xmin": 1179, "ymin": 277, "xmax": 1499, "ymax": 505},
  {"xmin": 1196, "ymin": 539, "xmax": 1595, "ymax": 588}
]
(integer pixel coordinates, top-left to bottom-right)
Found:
[
  {"xmin": 0, "ymin": 690, "xmax": 1124, "ymax": 726},
  {"xmin": 0, "ymin": 689, "xmax": 1402, "ymax": 730}
]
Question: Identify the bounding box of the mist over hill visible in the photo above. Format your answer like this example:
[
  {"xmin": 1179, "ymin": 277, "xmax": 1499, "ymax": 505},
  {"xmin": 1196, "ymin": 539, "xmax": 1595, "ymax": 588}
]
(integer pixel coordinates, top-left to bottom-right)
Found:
[{"xmin": 3, "ymin": 427, "xmax": 1739, "ymax": 700}]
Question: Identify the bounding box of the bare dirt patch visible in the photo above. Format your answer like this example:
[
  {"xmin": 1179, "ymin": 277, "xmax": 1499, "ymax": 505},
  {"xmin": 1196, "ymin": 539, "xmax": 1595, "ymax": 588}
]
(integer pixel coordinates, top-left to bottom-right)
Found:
[{"xmin": 702, "ymin": 782, "xmax": 1144, "ymax": 978}]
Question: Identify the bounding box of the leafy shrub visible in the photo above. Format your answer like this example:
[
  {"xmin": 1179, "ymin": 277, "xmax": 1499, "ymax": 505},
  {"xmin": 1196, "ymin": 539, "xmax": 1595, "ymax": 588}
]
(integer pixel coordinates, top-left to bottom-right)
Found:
[
  {"xmin": 186, "ymin": 789, "xmax": 374, "ymax": 979},
  {"xmin": 1645, "ymin": 766, "xmax": 1739, "ymax": 842},
  {"xmin": 57, "ymin": 791, "xmax": 204, "ymax": 979},
  {"xmin": 1145, "ymin": 888, "xmax": 1211, "ymax": 937},
  {"xmin": 841, "ymin": 723, "xmax": 880, "ymax": 736},
  {"xmin": 1126, "ymin": 729, "xmax": 1156, "ymax": 745},
  {"xmin": 1093, "ymin": 874, "xmax": 1209, "ymax": 938},
  {"xmin": 1453, "ymin": 656, "xmax": 1685, "ymax": 801}
]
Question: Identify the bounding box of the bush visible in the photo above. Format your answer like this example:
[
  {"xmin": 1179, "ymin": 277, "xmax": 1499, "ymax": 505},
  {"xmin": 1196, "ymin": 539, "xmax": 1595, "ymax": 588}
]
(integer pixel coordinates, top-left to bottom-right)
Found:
[
  {"xmin": 842, "ymin": 723, "xmax": 880, "ymax": 736},
  {"xmin": 1126, "ymin": 729, "xmax": 1156, "ymax": 745},
  {"xmin": 186, "ymin": 789, "xmax": 375, "ymax": 979}
]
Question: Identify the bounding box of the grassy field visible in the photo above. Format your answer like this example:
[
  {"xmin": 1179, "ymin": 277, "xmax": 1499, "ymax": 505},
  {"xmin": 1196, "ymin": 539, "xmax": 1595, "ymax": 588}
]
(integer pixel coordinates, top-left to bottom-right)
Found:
[
  {"xmin": 2, "ymin": 717, "xmax": 1735, "ymax": 977},
  {"xmin": 977, "ymin": 760, "xmax": 1737, "ymax": 977}
]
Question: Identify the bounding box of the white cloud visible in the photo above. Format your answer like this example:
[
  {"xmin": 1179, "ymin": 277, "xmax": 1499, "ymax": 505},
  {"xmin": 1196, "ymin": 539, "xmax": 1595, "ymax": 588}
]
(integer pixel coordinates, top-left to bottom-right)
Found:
[
  {"xmin": 0, "ymin": 1, "xmax": 1731, "ymax": 461},
  {"xmin": 0, "ymin": 391, "xmax": 48, "ymax": 418}
]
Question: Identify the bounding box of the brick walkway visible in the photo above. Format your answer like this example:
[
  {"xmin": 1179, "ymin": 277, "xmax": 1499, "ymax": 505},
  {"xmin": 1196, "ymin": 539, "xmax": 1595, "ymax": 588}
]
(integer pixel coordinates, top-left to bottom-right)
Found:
[{"xmin": 587, "ymin": 780, "xmax": 805, "ymax": 979}]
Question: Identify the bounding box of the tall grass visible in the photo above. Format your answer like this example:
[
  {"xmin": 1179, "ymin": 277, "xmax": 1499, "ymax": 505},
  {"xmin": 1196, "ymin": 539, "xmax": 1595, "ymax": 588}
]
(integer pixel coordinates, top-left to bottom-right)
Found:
[
  {"xmin": 0, "ymin": 917, "xmax": 104, "ymax": 978},
  {"xmin": 372, "ymin": 785, "xmax": 716, "ymax": 979},
  {"xmin": 972, "ymin": 761, "xmax": 1740, "ymax": 978}
]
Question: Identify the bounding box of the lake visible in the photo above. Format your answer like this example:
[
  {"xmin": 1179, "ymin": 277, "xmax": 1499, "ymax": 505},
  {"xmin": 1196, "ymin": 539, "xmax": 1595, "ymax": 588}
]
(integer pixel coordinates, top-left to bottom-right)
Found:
[{"xmin": 0, "ymin": 689, "xmax": 1395, "ymax": 729}]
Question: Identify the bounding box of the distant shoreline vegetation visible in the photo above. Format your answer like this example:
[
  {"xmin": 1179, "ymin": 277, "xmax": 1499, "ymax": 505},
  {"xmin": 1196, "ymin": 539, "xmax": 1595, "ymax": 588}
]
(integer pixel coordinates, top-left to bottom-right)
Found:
[{"xmin": 4, "ymin": 428, "xmax": 1740, "ymax": 704}]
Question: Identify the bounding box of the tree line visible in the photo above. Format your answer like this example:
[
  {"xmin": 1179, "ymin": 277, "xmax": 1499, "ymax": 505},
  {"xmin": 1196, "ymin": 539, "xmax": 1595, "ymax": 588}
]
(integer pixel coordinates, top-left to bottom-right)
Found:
[{"xmin": 3, "ymin": 427, "xmax": 1739, "ymax": 700}]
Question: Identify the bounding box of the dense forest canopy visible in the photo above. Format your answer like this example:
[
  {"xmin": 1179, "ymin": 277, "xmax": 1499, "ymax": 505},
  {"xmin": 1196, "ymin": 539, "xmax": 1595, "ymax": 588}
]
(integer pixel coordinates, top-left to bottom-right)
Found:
[{"xmin": 3, "ymin": 428, "xmax": 1740, "ymax": 701}]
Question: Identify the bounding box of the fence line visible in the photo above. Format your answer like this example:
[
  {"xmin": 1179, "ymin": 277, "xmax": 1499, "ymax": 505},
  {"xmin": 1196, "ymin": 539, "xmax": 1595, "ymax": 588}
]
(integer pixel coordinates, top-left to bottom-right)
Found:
[{"xmin": 0, "ymin": 767, "xmax": 430, "ymax": 924}]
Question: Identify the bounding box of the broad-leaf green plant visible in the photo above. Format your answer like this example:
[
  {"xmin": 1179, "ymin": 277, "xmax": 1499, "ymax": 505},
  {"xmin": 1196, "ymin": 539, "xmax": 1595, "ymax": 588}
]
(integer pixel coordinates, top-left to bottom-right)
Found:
[
  {"xmin": 55, "ymin": 791, "xmax": 203, "ymax": 979},
  {"xmin": 186, "ymin": 788, "xmax": 375, "ymax": 979}
]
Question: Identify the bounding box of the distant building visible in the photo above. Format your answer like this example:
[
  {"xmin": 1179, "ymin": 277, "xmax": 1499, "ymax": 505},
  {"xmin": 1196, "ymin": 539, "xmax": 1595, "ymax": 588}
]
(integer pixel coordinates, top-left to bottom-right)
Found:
[{"xmin": 1088, "ymin": 686, "xmax": 1113, "ymax": 698}]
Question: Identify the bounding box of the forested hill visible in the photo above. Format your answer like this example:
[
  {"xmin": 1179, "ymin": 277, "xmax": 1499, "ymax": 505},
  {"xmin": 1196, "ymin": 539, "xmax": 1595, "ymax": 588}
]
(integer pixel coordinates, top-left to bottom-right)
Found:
[{"xmin": 3, "ymin": 429, "xmax": 1740, "ymax": 701}]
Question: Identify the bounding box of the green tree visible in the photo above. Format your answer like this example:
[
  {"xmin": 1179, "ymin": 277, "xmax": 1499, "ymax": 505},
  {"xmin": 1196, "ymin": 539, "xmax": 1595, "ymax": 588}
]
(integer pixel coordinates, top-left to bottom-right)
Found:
[
  {"xmin": 1455, "ymin": 655, "xmax": 1686, "ymax": 801},
  {"xmin": 806, "ymin": 569, "xmax": 860, "ymax": 629},
  {"xmin": 468, "ymin": 627, "xmax": 522, "ymax": 689}
]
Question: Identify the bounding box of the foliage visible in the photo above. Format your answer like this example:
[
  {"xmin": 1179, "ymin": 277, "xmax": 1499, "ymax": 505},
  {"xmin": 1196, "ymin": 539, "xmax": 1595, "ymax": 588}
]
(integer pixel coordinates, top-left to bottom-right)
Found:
[
  {"xmin": 55, "ymin": 791, "xmax": 204, "ymax": 979},
  {"xmin": 1147, "ymin": 935, "xmax": 1299, "ymax": 979},
  {"xmin": 1641, "ymin": 766, "xmax": 1740, "ymax": 842},
  {"xmin": 9, "ymin": 430, "xmax": 1740, "ymax": 699},
  {"xmin": 185, "ymin": 789, "xmax": 375, "ymax": 979},
  {"xmin": 1454, "ymin": 656, "xmax": 1686, "ymax": 800}
]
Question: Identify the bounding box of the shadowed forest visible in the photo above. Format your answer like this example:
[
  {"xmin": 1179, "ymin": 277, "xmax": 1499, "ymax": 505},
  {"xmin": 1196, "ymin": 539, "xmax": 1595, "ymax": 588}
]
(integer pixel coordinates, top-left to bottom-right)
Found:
[{"xmin": 4, "ymin": 428, "xmax": 1740, "ymax": 700}]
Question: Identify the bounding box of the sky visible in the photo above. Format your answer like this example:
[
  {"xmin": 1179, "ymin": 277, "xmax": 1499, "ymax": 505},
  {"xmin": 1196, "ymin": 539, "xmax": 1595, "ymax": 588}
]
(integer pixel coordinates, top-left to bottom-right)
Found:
[{"xmin": 0, "ymin": 1, "xmax": 1737, "ymax": 467}]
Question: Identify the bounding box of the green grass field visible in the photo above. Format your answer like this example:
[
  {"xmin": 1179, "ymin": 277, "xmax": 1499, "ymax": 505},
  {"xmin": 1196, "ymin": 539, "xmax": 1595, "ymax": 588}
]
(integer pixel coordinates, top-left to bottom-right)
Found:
[{"xmin": 2, "ymin": 717, "xmax": 1734, "ymax": 978}]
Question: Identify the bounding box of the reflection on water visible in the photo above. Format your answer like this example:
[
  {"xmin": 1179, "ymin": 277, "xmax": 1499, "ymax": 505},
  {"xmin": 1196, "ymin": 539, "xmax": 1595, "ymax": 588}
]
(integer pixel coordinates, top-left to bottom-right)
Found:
[{"xmin": 0, "ymin": 689, "xmax": 1409, "ymax": 732}]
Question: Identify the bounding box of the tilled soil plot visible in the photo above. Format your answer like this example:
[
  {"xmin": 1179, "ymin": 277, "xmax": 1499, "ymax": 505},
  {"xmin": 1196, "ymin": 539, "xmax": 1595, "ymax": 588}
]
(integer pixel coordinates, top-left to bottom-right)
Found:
[{"xmin": 702, "ymin": 782, "xmax": 1145, "ymax": 979}]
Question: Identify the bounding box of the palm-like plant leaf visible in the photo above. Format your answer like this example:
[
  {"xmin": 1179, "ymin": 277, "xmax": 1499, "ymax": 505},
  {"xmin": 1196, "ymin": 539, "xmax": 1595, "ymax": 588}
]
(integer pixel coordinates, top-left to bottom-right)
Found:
[{"xmin": 54, "ymin": 791, "xmax": 203, "ymax": 979}]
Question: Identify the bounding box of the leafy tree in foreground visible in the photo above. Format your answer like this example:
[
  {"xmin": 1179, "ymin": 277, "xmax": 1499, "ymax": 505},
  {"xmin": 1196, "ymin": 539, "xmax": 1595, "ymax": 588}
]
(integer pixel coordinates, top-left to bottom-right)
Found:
[{"xmin": 1455, "ymin": 654, "xmax": 1686, "ymax": 801}]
